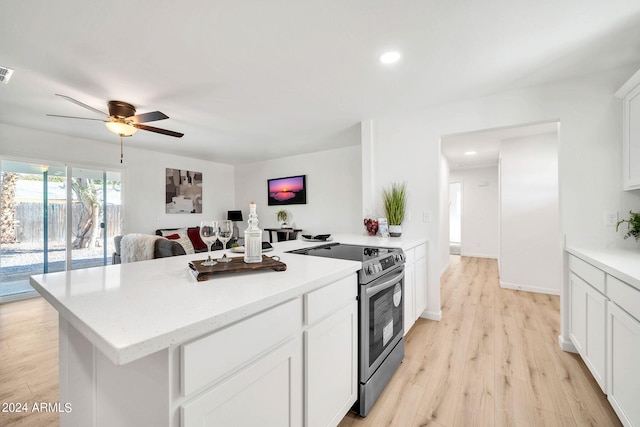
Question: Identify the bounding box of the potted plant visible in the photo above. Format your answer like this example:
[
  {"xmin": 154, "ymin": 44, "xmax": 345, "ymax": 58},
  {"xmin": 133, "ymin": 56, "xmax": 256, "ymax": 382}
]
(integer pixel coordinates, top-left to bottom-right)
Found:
[
  {"xmin": 382, "ymin": 182, "xmax": 407, "ymax": 237},
  {"xmin": 616, "ymin": 210, "xmax": 640, "ymax": 241},
  {"xmin": 277, "ymin": 209, "xmax": 289, "ymax": 228}
]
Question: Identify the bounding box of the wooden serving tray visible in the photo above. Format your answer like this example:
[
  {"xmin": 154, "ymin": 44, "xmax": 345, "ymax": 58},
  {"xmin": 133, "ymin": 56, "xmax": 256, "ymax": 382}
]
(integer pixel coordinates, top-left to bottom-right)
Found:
[{"xmin": 188, "ymin": 255, "xmax": 287, "ymax": 282}]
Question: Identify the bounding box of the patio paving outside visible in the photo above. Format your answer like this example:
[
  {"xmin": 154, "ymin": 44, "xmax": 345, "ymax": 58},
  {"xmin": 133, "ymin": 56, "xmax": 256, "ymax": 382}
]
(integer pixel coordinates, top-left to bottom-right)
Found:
[{"xmin": 0, "ymin": 242, "xmax": 113, "ymax": 297}]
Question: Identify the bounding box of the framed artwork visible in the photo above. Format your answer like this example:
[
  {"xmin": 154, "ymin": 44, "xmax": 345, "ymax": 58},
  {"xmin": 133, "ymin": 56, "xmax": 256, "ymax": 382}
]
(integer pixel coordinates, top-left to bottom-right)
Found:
[
  {"xmin": 267, "ymin": 175, "xmax": 307, "ymax": 206},
  {"xmin": 166, "ymin": 168, "xmax": 202, "ymax": 213}
]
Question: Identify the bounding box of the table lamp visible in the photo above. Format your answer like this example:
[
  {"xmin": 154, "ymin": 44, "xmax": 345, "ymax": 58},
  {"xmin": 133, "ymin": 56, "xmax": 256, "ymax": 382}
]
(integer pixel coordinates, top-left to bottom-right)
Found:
[{"xmin": 227, "ymin": 210, "xmax": 243, "ymax": 240}]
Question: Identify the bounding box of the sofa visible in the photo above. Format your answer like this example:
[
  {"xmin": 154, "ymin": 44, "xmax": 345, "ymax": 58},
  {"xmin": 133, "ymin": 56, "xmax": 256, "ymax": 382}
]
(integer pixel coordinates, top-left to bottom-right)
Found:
[
  {"xmin": 112, "ymin": 235, "xmax": 187, "ymax": 264},
  {"xmin": 112, "ymin": 226, "xmax": 223, "ymax": 264}
]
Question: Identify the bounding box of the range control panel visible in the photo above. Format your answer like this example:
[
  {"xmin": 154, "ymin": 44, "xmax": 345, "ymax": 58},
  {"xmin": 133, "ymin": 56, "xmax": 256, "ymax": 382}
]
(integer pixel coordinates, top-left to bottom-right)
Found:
[{"xmin": 364, "ymin": 252, "xmax": 405, "ymax": 276}]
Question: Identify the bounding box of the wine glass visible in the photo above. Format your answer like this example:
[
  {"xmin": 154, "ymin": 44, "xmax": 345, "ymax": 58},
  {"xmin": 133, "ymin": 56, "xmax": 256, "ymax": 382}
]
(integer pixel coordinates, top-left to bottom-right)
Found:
[
  {"xmin": 199, "ymin": 220, "xmax": 219, "ymax": 266},
  {"xmin": 217, "ymin": 220, "xmax": 233, "ymax": 263}
]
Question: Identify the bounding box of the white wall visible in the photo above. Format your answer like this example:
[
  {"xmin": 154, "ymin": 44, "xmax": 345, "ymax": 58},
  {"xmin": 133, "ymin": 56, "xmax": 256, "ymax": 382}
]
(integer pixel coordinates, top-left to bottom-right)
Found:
[
  {"xmin": 450, "ymin": 166, "xmax": 499, "ymax": 258},
  {"xmin": 234, "ymin": 145, "xmax": 362, "ymax": 237},
  {"xmin": 500, "ymin": 133, "xmax": 561, "ymax": 294},
  {"xmin": 0, "ymin": 123, "xmax": 235, "ymax": 235},
  {"xmin": 368, "ymin": 66, "xmax": 640, "ymax": 327}
]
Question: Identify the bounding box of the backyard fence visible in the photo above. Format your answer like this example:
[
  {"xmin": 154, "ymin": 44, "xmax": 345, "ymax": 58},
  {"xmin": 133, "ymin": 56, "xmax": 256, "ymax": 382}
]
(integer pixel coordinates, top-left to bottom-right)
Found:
[{"xmin": 14, "ymin": 202, "xmax": 121, "ymax": 243}]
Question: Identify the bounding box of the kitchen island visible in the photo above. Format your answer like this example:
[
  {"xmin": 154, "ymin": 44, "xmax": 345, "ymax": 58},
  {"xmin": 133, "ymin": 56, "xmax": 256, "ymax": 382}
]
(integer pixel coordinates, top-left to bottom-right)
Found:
[{"xmin": 30, "ymin": 234, "xmax": 428, "ymax": 427}]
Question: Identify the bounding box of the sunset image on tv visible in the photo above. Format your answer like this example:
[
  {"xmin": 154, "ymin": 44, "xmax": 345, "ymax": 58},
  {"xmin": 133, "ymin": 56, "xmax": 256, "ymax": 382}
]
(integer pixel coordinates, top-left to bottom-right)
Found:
[{"xmin": 268, "ymin": 175, "xmax": 307, "ymax": 205}]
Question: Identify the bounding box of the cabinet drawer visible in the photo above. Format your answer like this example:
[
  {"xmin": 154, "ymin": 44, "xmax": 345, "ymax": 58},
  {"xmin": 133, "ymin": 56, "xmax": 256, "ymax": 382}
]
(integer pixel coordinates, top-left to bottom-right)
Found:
[
  {"xmin": 608, "ymin": 275, "xmax": 640, "ymax": 321},
  {"xmin": 414, "ymin": 243, "xmax": 426, "ymax": 261},
  {"xmin": 569, "ymin": 255, "xmax": 605, "ymax": 294},
  {"xmin": 305, "ymin": 275, "xmax": 357, "ymax": 325},
  {"xmin": 181, "ymin": 337, "xmax": 303, "ymax": 427},
  {"xmin": 181, "ymin": 298, "xmax": 302, "ymax": 396}
]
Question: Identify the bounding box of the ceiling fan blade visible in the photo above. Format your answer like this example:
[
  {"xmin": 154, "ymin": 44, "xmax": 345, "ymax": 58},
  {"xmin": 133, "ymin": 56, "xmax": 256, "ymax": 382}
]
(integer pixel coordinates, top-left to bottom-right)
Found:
[
  {"xmin": 130, "ymin": 111, "xmax": 169, "ymax": 124},
  {"xmin": 134, "ymin": 123, "xmax": 184, "ymax": 138},
  {"xmin": 47, "ymin": 114, "xmax": 106, "ymax": 122},
  {"xmin": 54, "ymin": 94, "xmax": 108, "ymax": 117}
]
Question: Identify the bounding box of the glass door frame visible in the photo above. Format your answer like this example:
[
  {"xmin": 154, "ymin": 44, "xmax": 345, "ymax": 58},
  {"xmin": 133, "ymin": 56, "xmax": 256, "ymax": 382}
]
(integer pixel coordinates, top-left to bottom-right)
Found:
[{"xmin": 0, "ymin": 155, "xmax": 125, "ymax": 303}]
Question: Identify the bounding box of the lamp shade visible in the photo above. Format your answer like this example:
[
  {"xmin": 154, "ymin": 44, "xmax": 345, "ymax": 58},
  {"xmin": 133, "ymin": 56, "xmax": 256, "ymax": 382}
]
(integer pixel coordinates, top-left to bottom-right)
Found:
[
  {"xmin": 105, "ymin": 120, "xmax": 138, "ymax": 137},
  {"xmin": 227, "ymin": 210, "xmax": 243, "ymax": 221}
]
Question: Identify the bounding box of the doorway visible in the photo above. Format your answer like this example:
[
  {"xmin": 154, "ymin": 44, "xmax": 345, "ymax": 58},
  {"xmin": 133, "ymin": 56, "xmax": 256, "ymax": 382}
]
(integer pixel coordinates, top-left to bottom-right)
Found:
[
  {"xmin": 0, "ymin": 159, "xmax": 122, "ymax": 302},
  {"xmin": 449, "ymin": 182, "xmax": 461, "ymax": 254}
]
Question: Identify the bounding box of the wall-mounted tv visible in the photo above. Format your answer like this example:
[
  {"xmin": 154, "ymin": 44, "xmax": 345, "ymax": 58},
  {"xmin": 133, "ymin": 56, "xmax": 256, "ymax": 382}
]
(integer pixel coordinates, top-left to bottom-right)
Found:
[{"xmin": 268, "ymin": 175, "xmax": 307, "ymax": 206}]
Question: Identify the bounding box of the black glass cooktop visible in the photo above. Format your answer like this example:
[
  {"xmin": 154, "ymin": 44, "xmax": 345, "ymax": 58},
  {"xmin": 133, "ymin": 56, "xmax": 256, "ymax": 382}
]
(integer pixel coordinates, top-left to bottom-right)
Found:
[{"xmin": 288, "ymin": 243, "xmax": 399, "ymax": 262}]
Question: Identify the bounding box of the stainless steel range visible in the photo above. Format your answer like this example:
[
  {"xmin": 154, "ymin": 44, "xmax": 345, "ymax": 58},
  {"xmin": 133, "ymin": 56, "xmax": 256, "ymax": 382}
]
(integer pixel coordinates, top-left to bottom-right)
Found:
[{"xmin": 288, "ymin": 243, "xmax": 405, "ymax": 417}]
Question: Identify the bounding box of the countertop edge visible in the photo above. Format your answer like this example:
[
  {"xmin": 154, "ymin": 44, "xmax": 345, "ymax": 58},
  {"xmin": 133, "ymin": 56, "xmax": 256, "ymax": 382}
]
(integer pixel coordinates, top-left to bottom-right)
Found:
[{"xmin": 566, "ymin": 246, "xmax": 640, "ymax": 291}]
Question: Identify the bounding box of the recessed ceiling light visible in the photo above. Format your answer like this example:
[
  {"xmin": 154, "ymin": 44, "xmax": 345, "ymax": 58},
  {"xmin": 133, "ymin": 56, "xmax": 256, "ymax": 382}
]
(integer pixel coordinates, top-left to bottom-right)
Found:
[
  {"xmin": 379, "ymin": 51, "xmax": 401, "ymax": 64},
  {"xmin": 465, "ymin": 151, "xmax": 477, "ymax": 156}
]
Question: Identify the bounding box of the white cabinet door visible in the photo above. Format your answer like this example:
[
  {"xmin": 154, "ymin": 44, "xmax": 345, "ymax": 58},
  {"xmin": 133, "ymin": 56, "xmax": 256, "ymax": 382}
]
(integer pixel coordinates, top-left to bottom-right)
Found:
[
  {"xmin": 607, "ymin": 301, "xmax": 640, "ymax": 427},
  {"xmin": 619, "ymin": 75, "xmax": 640, "ymax": 190},
  {"xmin": 583, "ymin": 281, "xmax": 607, "ymax": 391},
  {"xmin": 569, "ymin": 273, "xmax": 587, "ymax": 354},
  {"xmin": 569, "ymin": 272, "xmax": 606, "ymax": 391},
  {"xmin": 181, "ymin": 338, "xmax": 303, "ymax": 427},
  {"xmin": 414, "ymin": 257, "xmax": 427, "ymax": 318},
  {"xmin": 403, "ymin": 262, "xmax": 415, "ymax": 335},
  {"xmin": 305, "ymin": 301, "xmax": 358, "ymax": 427}
]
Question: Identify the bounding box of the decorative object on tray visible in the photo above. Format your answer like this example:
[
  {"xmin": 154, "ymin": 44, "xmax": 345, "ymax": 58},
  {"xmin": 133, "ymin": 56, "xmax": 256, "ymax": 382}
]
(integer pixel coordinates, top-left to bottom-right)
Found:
[
  {"xmin": 217, "ymin": 220, "xmax": 233, "ymax": 262},
  {"xmin": 267, "ymin": 175, "xmax": 307, "ymax": 205},
  {"xmin": 188, "ymin": 255, "xmax": 286, "ymax": 281},
  {"xmin": 301, "ymin": 234, "xmax": 331, "ymax": 242},
  {"xmin": 616, "ymin": 210, "xmax": 640, "ymax": 241},
  {"xmin": 244, "ymin": 202, "xmax": 263, "ymax": 263},
  {"xmin": 382, "ymin": 181, "xmax": 407, "ymax": 237},
  {"xmin": 277, "ymin": 209, "xmax": 289, "ymax": 228},
  {"xmin": 199, "ymin": 220, "xmax": 219, "ymax": 266},
  {"xmin": 364, "ymin": 218, "xmax": 379, "ymax": 236}
]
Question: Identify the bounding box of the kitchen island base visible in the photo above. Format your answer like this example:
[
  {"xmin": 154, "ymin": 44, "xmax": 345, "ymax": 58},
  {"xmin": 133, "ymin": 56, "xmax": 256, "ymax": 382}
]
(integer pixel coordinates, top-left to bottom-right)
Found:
[{"xmin": 57, "ymin": 275, "xmax": 358, "ymax": 427}]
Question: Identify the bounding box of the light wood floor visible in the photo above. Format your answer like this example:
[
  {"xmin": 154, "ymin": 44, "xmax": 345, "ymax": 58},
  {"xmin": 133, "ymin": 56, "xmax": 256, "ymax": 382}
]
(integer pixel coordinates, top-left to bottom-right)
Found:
[
  {"xmin": 339, "ymin": 256, "xmax": 622, "ymax": 427},
  {"xmin": 0, "ymin": 296, "xmax": 58, "ymax": 427},
  {"xmin": 0, "ymin": 256, "xmax": 622, "ymax": 426}
]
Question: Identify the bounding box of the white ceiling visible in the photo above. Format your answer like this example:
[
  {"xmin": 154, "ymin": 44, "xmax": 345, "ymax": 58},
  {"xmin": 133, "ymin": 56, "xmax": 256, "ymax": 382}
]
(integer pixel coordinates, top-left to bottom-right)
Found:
[{"xmin": 2, "ymin": 1, "xmax": 640, "ymax": 165}]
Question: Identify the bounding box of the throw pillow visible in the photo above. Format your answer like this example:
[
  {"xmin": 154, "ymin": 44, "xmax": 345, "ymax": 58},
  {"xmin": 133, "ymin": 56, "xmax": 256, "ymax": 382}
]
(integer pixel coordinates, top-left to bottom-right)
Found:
[
  {"xmin": 165, "ymin": 234, "xmax": 195, "ymax": 254},
  {"xmin": 160, "ymin": 227, "xmax": 188, "ymax": 237},
  {"xmin": 187, "ymin": 227, "xmax": 208, "ymax": 251}
]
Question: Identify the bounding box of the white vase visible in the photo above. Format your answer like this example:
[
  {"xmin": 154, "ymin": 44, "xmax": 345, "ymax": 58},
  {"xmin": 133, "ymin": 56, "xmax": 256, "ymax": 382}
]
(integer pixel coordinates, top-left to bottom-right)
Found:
[{"xmin": 389, "ymin": 224, "xmax": 402, "ymax": 237}]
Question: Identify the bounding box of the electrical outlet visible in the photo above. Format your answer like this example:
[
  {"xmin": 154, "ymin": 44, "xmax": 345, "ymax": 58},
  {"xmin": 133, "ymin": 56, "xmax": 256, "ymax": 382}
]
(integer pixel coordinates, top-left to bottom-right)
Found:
[
  {"xmin": 605, "ymin": 211, "xmax": 618, "ymax": 226},
  {"xmin": 423, "ymin": 211, "xmax": 432, "ymax": 222}
]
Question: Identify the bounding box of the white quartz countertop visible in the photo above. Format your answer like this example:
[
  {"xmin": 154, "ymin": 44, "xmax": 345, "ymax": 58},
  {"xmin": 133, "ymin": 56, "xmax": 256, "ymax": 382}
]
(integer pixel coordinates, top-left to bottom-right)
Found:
[
  {"xmin": 566, "ymin": 245, "xmax": 640, "ymax": 291},
  {"xmin": 30, "ymin": 233, "xmax": 427, "ymax": 366}
]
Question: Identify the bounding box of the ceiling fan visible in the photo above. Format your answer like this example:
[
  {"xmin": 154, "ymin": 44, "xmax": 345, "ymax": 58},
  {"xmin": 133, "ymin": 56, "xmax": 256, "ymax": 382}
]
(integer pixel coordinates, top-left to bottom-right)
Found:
[{"xmin": 47, "ymin": 94, "xmax": 184, "ymax": 162}]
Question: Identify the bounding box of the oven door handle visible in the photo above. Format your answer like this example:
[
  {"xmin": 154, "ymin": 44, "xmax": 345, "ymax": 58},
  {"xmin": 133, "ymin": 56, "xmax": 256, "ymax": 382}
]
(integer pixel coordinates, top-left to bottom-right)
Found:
[{"xmin": 365, "ymin": 267, "xmax": 405, "ymax": 296}]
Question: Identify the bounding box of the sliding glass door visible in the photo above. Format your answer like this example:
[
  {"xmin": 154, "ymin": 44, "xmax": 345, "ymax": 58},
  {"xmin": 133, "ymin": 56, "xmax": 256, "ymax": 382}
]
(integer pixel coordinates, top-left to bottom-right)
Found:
[
  {"xmin": 70, "ymin": 167, "xmax": 122, "ymax": 271},
  {"xmin": 0, "ymin": 160, "xmax": 122, "ymax": 302}
]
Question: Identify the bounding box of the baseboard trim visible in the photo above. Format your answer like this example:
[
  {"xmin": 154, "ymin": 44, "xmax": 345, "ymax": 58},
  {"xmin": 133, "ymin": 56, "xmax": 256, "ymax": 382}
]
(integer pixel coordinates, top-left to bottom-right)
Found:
[
  {"xmin": 558, "ymin": 334, "xmax": 578, "ymax": 353},
  {"xmin": 500, "ymin": 281, "xmax": 560, "ymax": 296},
  {"xmin": 420, "ymin": 309, "xmax": 442, "ymax": 321},
  {"xmin": 460, "ymin": 252, "xmax": 498, "ymax": 259}
]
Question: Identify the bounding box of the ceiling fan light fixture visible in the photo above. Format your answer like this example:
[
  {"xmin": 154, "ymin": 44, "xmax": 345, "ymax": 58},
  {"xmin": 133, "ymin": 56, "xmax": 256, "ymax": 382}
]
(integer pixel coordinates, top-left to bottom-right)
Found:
[{"xmin": 105, "ymin": 119, "xmax": 138, "ymax": 137}]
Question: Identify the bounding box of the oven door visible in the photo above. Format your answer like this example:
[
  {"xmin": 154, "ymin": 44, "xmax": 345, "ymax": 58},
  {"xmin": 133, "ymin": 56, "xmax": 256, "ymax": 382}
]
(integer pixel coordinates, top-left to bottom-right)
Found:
[{"xmin": 360, "ymin": 266, "xmax": 404, "ymax": 382}]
